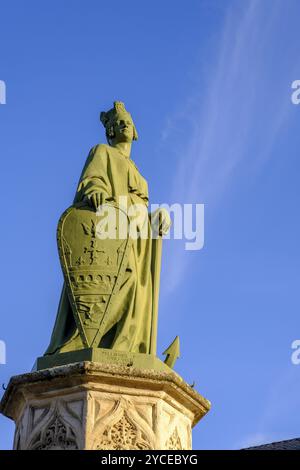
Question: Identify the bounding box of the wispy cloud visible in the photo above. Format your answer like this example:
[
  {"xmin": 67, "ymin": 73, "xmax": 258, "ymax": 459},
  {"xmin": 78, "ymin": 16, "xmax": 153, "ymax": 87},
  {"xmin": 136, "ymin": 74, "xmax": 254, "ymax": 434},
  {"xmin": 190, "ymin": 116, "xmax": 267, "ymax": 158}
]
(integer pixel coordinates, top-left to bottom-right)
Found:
[{"xmin": 160, "ymin": 0, "xmax": 292, "ymax": 294}]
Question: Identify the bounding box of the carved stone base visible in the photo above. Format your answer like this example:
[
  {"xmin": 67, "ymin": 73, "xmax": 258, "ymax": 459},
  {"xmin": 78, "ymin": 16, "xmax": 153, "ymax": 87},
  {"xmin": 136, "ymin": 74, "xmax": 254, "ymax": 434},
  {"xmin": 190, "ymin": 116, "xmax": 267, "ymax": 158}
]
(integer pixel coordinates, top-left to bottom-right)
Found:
[{"xmin": 0, "ymin": 361, "xmax": 210, "ymax": 450}]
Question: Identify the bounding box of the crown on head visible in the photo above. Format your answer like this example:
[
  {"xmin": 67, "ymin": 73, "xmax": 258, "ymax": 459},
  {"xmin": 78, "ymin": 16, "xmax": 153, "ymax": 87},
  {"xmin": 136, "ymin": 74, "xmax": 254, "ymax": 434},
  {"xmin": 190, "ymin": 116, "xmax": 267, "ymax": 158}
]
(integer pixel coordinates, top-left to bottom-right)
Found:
[{"xmin": 100, "ymin": 101, "xmax": 138, "ymax": 142}]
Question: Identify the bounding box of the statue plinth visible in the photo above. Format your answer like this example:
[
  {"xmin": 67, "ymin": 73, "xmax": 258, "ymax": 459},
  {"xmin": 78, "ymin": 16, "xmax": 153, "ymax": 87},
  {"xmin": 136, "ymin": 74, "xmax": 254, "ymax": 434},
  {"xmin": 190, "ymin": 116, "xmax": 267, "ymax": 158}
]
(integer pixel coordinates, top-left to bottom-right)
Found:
[{"xmin": 0, "ymin": 359, "xmax": 210, "ymax": 450}]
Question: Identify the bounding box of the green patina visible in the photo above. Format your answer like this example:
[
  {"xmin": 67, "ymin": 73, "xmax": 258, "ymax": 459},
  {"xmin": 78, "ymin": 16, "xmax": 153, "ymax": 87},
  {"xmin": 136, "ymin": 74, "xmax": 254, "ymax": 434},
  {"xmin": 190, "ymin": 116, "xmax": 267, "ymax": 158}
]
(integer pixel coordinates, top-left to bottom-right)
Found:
[{"xmin": 43, "ymin": 102, "xmax": 175, "ymax": 370}]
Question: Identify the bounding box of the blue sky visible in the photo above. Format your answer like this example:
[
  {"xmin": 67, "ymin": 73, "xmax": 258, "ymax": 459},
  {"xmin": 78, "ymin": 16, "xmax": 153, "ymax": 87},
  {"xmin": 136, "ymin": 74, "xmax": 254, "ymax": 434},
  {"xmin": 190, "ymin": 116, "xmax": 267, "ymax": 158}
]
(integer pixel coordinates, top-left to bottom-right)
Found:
[{"xmin": 1, "ymin": 0, "xmax": 300, "ymax": 450}]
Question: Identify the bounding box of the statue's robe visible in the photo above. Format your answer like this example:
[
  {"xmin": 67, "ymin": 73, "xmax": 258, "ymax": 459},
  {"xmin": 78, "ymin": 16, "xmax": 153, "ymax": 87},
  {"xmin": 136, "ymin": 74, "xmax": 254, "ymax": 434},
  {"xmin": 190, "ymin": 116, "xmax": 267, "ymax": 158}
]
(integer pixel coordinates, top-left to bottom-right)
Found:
[{"xmin": 45, "ymin": 144, "xmax": 153, "ymax": 355}]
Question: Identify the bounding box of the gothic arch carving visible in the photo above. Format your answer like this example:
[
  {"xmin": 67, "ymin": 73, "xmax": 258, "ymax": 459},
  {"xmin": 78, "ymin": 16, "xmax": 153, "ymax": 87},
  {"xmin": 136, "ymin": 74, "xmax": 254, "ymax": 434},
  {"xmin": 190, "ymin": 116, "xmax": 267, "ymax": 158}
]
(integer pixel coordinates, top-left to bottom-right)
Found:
[
  {"xmin": 165, "ymin": 427, "xmax": 183, "ymax": 450},
  {"xmin": 26, "ymin": 399, "xmax": 83, "ymax": 450},
  {"xmin": 29, "ymin": 409, "xmax": 78, "ymax": 450},
  {"xmin": 91, "ymin": 397, "xmax": 155, "ymax": 450}
]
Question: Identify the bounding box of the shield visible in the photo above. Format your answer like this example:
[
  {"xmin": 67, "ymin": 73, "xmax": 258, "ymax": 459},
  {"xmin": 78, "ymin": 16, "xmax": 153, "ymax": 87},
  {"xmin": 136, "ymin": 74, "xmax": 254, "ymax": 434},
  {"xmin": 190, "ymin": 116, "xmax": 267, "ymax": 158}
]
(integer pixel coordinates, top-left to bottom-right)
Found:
[{"xmin": 57, "ymin": 202, "xmax": 131, "ymax": 348}]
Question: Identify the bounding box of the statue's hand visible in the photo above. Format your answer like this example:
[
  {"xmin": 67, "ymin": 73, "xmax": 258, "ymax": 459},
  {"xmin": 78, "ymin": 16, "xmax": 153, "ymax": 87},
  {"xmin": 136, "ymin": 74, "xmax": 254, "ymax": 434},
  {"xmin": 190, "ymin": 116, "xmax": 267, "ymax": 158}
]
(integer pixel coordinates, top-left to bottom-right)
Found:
[
  {"xmin": 87, "ymin": 192, "xmax": 105, "ymax": 210},
  {"xmin": 159, "ymin": 208, "xmax": 171, "ymax": 235},
  {"xmin": 151, "ymin": 208, "xmax": 171, "ymax": 236}
]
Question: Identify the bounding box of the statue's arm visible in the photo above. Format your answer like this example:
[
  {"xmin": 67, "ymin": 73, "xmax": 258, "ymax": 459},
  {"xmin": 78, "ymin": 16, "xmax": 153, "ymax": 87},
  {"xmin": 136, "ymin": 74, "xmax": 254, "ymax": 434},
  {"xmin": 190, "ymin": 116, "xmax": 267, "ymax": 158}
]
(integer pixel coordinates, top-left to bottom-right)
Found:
[{"xmin": 74, "ymin": 145, "xmax": 112, "ymax": 208}]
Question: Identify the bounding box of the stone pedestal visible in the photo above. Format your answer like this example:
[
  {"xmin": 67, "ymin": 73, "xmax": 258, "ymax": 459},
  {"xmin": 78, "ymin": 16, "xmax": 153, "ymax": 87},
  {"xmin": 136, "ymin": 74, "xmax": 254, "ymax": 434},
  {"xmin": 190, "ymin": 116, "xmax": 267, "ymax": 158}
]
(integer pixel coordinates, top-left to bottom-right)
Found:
[{"xmin": 0, "ymin": 360, "xmax": 210, "ymax": 450}]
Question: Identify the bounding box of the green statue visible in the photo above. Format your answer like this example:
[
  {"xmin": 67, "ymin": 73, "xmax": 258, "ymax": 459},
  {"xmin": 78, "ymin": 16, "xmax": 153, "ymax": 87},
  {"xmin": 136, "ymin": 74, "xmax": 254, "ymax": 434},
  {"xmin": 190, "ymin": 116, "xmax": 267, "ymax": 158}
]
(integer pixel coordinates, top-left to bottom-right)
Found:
[{"xmin": 45, "ymin": 102, "xmax": 171, "ymax": 357}]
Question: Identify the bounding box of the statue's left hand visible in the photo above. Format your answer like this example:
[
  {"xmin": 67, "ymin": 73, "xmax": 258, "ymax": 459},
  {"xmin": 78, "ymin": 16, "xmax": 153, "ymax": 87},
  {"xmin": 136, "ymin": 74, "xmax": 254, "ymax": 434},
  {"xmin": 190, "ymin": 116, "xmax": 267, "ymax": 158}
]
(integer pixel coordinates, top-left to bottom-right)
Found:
[{"xmin": 151, "ymin": 208, "xmax": 171, "ymax": 236}]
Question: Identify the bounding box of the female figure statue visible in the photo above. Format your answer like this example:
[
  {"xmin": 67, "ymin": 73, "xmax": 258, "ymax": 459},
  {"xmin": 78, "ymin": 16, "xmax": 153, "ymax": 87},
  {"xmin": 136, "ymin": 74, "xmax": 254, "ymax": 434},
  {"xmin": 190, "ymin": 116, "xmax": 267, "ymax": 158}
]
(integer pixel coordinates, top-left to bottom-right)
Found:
[{"xmin": 45, "ymin": 102, "xmax": 170, "ymax": 356}]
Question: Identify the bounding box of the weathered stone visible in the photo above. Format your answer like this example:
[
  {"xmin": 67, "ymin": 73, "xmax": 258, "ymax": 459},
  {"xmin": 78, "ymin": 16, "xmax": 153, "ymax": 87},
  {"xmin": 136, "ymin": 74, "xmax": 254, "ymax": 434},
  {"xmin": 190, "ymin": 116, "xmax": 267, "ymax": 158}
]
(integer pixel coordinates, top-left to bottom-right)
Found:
[{"xmin": 0, "ymin": 361, "xmax": 210, "ymax": 450}]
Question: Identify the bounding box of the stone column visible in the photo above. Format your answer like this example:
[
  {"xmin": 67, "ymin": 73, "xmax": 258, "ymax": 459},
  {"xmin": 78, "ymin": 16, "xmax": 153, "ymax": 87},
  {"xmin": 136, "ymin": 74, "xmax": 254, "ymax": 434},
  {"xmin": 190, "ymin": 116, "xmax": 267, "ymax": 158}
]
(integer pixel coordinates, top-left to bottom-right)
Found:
[{"xmin": 0, "ymin": 360, "xmax": 210, "ymax": 450}]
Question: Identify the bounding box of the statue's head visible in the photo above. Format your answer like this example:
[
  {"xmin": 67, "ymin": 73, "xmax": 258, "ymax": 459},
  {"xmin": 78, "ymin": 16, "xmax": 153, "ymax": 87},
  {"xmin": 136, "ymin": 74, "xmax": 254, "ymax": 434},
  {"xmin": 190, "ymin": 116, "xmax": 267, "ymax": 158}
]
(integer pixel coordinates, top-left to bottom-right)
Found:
[{"xmin": 100, "ymin": 101, "xmax": 138, "ymax": 145}]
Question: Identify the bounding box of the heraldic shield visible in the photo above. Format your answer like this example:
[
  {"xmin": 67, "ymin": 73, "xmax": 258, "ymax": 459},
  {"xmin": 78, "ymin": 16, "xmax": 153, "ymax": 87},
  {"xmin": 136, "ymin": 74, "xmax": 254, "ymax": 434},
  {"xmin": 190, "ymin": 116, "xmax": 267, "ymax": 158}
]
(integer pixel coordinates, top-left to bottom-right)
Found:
[{"xmin": 57, "ymin": 202, "xmax": 132, "ymax": 348}]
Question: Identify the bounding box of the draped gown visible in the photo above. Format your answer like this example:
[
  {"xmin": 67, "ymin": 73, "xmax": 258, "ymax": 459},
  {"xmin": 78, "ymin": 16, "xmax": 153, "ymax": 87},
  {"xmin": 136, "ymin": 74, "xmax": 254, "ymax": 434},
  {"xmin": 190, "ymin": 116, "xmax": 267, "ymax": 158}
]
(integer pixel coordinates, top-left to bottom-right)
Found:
[{"xmin": 45, "ymin": 143, "xmax": 153, "ymax": 355}]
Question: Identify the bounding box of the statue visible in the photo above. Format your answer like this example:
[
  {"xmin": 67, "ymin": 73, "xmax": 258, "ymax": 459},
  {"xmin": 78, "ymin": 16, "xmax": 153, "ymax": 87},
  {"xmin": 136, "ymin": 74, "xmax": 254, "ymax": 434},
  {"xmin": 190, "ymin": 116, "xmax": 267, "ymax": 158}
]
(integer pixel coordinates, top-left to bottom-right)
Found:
[
  {"xmin": 45, "ymin": 102, "xmax": 171, "ymax": 357},
  {"xmin": 0, "ymin": 102, "xmax": 210, "ymax": 451}
]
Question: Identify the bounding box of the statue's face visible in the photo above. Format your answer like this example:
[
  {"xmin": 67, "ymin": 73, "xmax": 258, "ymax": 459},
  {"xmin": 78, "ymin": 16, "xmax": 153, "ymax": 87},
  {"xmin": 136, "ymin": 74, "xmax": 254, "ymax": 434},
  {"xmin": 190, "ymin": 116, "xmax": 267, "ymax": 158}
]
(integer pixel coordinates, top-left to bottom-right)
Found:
[{"xmin": 112, "ymin": 114, "xmax": 134, "ymax": 143}]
